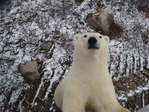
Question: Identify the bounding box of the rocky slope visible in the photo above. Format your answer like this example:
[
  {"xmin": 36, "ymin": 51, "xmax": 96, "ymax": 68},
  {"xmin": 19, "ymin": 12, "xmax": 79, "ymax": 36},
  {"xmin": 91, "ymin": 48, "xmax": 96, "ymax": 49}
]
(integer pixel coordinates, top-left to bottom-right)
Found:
[{"xmin": 0, "ymin": 0, "xmax": 149, "ymax": 112}]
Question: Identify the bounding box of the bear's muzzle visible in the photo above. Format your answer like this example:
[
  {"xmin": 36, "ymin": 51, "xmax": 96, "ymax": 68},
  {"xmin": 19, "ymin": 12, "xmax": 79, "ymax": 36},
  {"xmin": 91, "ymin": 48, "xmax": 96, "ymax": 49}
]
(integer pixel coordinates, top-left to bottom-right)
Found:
[{"xmin": 88, "ymin": 37, "xmax": 99, "ymax": 50}]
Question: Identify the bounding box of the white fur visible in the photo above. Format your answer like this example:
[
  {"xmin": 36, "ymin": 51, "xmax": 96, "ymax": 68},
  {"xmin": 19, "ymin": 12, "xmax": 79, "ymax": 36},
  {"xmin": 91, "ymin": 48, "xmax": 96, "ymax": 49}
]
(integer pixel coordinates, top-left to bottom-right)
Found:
[{"xmin": 54, "ymin": 32, "xmax": 130, "ymax": 112}]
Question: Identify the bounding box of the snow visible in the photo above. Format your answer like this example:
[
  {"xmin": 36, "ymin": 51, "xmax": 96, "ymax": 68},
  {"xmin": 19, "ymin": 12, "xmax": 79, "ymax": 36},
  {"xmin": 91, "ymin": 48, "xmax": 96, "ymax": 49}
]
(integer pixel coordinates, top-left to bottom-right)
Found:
[
  {"xmin": 32, "ymin": 78, "xmax": 44, "ymax": 106},
  {"xmin": 142, "ymin": 92, "xmax": 145, "ymax": 108}
]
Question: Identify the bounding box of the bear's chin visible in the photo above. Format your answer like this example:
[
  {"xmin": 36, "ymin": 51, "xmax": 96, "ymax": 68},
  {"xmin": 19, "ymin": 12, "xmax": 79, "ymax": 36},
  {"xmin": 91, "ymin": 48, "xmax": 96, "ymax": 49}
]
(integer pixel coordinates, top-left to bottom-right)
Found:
[{"xmin": 87, "ymin": 49, "xmax": 100, "ymax": 56}]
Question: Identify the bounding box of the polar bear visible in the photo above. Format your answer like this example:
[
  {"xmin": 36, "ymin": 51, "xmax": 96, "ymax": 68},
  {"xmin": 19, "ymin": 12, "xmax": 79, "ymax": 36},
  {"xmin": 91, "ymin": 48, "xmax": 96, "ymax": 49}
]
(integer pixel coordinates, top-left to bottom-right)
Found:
[{"xmin": 54, "ymin": 32, "xmax": 130, "ymax": 112}]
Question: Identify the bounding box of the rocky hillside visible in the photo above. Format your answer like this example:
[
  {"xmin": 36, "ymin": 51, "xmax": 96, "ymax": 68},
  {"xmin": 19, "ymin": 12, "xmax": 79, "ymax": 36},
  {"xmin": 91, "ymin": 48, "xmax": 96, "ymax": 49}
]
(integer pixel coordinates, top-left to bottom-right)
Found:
[{"xmin": 0, "ymin": 0, "xmax": 149, "ymax": 112}]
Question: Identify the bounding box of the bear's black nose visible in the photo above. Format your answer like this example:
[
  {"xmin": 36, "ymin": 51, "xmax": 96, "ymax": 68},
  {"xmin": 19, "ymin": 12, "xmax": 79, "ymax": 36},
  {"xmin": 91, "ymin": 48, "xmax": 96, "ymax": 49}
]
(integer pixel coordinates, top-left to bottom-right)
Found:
[{"xmin": 88, "ymin": 37, "xmax": 97, "ymax": 45}]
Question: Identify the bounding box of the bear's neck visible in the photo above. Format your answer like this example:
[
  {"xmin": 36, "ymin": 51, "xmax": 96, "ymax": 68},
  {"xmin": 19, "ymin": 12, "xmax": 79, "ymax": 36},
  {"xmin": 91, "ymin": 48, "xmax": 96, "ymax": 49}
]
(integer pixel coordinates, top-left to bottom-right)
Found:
[{"xmin": 72, "ymin": 51, "xmax": 109, "ymax": 72}]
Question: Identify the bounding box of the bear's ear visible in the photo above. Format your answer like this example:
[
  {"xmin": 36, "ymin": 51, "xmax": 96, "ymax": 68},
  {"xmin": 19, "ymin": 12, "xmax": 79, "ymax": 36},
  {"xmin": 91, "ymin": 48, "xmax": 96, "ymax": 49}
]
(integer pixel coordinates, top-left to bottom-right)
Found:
[{"xmin": 104, "ymin": 36, "xmax": 109, "ymax": 42}]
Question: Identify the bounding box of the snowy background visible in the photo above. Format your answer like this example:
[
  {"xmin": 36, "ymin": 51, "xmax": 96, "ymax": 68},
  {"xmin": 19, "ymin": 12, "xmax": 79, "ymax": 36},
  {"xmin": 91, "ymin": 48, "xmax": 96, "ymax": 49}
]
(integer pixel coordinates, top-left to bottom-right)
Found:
[{"xmin": 0, "ymin": 0, "xmax": 149, "ymax": 112}]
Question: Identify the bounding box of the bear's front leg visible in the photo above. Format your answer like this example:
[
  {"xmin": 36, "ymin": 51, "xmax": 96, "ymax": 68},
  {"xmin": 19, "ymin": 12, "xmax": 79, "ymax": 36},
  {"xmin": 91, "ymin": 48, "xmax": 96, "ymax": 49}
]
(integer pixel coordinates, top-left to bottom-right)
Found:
[
  {"xmin": 120, "ymin": 107, "xmax": 131, "ymax": 112},
  {"xmin": 62, "ymin": 87, "xmax": 86, "ymax": 112},
  {"xmin": 62, "ymin": 95, "xmax": 85, "ymax": 112}
]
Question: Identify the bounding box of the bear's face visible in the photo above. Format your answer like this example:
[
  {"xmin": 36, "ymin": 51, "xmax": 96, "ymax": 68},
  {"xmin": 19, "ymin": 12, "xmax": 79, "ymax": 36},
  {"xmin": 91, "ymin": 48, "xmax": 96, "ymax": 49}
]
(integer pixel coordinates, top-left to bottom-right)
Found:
[{"xmin": 73, "ymin": 32, "xmax": 109, "ymax": 56}]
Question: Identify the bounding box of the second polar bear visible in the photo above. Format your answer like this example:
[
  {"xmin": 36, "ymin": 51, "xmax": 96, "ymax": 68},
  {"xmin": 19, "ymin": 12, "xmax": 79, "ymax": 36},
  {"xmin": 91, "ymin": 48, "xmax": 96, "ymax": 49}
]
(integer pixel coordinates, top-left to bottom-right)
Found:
[{"xmin": 54, "ymin": 32, "xmax": 130, "ymax": 112}]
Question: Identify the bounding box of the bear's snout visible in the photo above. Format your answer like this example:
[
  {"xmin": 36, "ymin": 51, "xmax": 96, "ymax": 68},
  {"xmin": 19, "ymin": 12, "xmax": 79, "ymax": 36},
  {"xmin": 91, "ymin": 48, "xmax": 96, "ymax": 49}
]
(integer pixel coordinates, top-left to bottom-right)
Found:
[
  {"xmin": 88, "ymin": 37, "xmax": 99, "ymax": 50},
  {"xmin": 88, "ymin": 37, "xmax": 97, "ymax": 44}
]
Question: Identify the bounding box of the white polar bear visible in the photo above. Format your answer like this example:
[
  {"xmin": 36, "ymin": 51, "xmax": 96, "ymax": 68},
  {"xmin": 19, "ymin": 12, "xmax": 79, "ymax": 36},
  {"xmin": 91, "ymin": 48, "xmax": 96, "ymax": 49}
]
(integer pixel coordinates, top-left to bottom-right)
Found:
[{"xmin": 54, "ymin": 32, "xmax": 130, "ymax": 112}]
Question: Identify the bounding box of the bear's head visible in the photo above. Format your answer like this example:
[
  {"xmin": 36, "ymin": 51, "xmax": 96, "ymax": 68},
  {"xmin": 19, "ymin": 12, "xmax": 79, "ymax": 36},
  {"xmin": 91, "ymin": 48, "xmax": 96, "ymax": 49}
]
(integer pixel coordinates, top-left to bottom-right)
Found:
[{"xmin": 73, "ymin": 32, "xmax": 109, "ymax": 58}]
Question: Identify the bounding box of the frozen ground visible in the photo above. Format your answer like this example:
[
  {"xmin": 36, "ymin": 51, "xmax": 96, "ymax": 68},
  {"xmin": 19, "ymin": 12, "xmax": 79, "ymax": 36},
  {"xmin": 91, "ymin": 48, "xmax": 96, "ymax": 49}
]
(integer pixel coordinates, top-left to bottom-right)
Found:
[{"xmin": 0, "ymin": 0, "xmax": 149, "ymax": 112}]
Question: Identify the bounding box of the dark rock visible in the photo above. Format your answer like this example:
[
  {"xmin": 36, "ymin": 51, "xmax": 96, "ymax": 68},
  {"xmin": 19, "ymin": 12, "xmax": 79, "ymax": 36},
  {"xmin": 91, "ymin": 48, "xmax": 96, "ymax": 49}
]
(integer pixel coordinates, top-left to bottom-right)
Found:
[
  {"xmin": 0, "ymin": 0, "xmax": 9, "ymax": 5},
  {"xmin": 143, "ymin": 68, "xmax": 149, "ymax": 79},
  {"xmin": 145, "ymin": 11, "xmax": 149, "ymax": 18},
  {"xmin": 142, "ymin": 31, "xmax": 149, "ymax": 44},
  {"xmin": 136, "ymin": 0, "xmax": 149, "ymax": 18},
  {"xmin": 136, "ymin": 0, "xmax": 149, "ymax": 12},
  {"xmin": 0, "ymin": 0, "xmax": 11, "ymax": 11},
  {"xmin": 19, "ymin": 61, "xmax": 40, "ymax": 81},
  {"xmin": 75, "ymin": 0, "xmax": 84, "ymax": 5},
  {"xmin": 86, "ymin": 8, "xmax": 114, "ymax": 35},
  {"xmin": 40, "ymin": 41, "xmax": 53, "ymax": 51},
  {"xmin": 86, "ymin": 8, "xmax": 123, "ymax": 37}
]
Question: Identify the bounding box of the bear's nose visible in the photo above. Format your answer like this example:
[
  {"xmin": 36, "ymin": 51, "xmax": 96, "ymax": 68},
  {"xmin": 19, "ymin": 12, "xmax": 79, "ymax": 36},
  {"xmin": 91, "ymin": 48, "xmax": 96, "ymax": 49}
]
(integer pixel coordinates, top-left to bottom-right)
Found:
[{"xmin": 88, "ymin": 37, "xmax": 97, "ymax": 45}]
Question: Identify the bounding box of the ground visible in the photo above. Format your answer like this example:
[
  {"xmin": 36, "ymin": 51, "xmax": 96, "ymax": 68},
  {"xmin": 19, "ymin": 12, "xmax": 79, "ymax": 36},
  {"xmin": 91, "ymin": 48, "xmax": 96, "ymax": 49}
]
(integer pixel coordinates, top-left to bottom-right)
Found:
[{"xmin": 0, "ymin": 0, "xmax": 149, "ymax": 112}]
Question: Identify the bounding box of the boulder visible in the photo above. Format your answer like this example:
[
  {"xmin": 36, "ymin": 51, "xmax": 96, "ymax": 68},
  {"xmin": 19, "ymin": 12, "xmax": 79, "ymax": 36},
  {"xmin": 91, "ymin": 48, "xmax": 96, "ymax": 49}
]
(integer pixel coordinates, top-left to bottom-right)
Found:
[
  {"xmin": 142, "ymin": 31, "xmax": 149, "ymax": 44},
  {"xmin": 136, "ymin": 0, "xmax": 149, "ymax": 18},
  {"xmin": 86, "ymin": 8, "xmax": 123, "ymax": 37},
  {"xmin": 86, "ymin": 8, "xmax": 114, "ymax": 34},
  {"xmin": 40, "ymin": 41, "xmax": 53, "ymax": 51},
  {"xmin": 136, "ymin": 0, "xmax": 149, "ymax": 12},
  {"xmin": 19, "ymin": 61, "xmax": 40, "ymax": 81},
  {"xmin": 75, "ymin": 0, "xmax": 84, "ymax": 5},
  {"xmin": 0, "ymin": 0, "xmax": 9, "ymax": 5}
]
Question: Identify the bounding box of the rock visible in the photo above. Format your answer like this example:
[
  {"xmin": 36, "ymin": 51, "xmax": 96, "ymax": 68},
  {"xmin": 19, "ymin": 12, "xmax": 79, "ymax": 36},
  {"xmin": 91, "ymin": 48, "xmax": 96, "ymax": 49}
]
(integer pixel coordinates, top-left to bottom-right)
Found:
[
  {"xmin": 136, "ymin": 0, "xmax": 149, "ymax": 18},
  {"xmin": 75, "ymin": 0, "xmax": 84, "ymax": 5},
  {"xmin": 0, "ymin": 0, "xmax": 9, "ymax": 5},
  {"xmin": 136, "ymin": 0, "xmax": 149, "ymax": 12},
  {"xmin": 142, "ymin": 31, "xmax": 149, "ymax": 44},
  {"xmin": 137, "ymin": 105, "xmax": 149, "ymax": 112},
  {"xmin": 86, "ymin": 8, "xmax": 114, "ymax": 35},
  {"xmin": 19, "ymin": 61, "xmax": 40, "ymax": 81},
  {"xmin": 0, "ymin": 0, "xmax": 11, "ymax": 9},
  {"xmin": 40, "ymin": 41, "xmax": 53, "ymax": 51},
  {"xmin": 143, "ymin": 68, "xmax": 149, "ymax": 79},
  {"xmin": 145, "ymin": 12, "xmax": 149, "ymax": 18},
  {"xmin": 86, "ymin": 8, "xmax": 123, "ymax": 37},
  {"xmin": 40, "ymin": 41, "xmax": 55, "ymax": 58}
]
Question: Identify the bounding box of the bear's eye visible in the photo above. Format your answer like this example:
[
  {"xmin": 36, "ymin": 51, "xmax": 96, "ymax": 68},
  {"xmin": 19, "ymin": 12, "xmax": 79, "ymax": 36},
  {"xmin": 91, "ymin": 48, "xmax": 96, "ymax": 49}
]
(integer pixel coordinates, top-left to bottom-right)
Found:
[
  {"xmin": 99, "ymin": 36, "xmax": 102, "ymax": 39},
  {"xmin": 84, "ymin": 35, "xmax": 87, "ymax": 38}
]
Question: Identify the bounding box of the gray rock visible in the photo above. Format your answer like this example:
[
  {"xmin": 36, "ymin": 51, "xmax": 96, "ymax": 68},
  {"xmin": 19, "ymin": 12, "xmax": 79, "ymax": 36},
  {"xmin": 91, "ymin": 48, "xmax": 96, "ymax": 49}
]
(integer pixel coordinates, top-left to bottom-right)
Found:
[
  {"xmin": 86, "ymin": 8, "xmax": 114, "ymax": 35},
  {"xmin": 86, "ymin": 8, "xmax": 123, "ymax": 37},
  {"xmin": 19, "ymin": 61, "xmax": 40, "ymax": 81},
  {"xmin": 136, "ymin": 0, "xmax": 149, "ymax": 12},
  {"xmin": 40, "ymin": 41, "xmax": 53, "ymax": 51},
  {"xmin": 137, "ymin": 105, "xmax": 149, "ymax": 112},
  {"xmin": 75, "ymin": 0, "xmax": 84, "ymax": 5}
]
